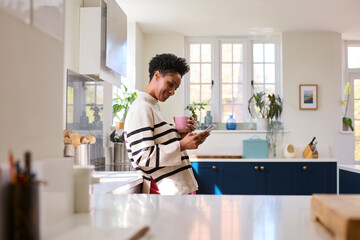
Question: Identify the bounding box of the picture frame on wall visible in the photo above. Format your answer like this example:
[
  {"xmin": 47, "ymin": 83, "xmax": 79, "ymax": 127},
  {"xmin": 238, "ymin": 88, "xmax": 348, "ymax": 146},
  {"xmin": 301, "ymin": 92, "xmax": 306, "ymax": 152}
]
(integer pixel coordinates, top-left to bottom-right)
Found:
[{"xmin": 299, "ymin": 84, "xmax": 318, "ymax": 110}]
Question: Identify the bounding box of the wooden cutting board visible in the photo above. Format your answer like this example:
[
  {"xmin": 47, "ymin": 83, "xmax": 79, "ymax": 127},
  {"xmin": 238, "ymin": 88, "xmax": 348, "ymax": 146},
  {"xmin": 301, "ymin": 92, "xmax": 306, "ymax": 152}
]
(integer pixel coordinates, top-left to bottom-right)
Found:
[
  {"xmin": 311, "ymin": 194, "xmax": 360, "ymax": 240},
  {"xmin": 189, "ymin": 155, "xmax": 243, "ymax": 159}
]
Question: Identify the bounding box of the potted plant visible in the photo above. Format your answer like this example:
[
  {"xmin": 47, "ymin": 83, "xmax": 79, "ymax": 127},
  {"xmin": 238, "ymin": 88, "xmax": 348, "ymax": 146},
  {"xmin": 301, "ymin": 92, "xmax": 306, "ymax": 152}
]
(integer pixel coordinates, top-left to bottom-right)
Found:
[
  {"xmin": 342, "ymin": 81, "xmax": 354, "ymax": 131},
  {"xmin": 185, "ymin": 102, "xmax": 207, "ymax": 129},
  {"xmin": 112, "ymin": 82, "xmax": 137, "ymax": 129},
  {"xmin": 248, "ymin": 92, "xmax": 269, "ymax": 130}
]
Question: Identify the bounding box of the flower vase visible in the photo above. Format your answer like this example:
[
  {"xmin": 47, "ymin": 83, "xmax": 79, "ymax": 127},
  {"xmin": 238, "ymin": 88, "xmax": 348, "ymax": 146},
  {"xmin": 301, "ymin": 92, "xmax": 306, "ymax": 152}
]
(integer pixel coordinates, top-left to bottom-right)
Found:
[
  {"xmin": 257, "ymin": 118, "xmax": 269, "ymax": 131},
  {"xmin": 204, "ymin": 111, "xmax": 213, "ymax": 129},
  {"xmin": 226, "ymin": 115, "xmax": 236, "ymax": 130},
  {"xmin": 342, "ymin": 123, "xmax": 350, "ymax": 131}
]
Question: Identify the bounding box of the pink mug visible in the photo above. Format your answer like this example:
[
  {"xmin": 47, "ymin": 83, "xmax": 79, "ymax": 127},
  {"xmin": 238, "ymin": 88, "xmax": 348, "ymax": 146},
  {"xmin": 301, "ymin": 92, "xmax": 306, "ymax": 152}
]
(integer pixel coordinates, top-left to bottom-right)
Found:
[{"xmin": 174, "ymin": 117, "xmax": 190, "ymax": 133}]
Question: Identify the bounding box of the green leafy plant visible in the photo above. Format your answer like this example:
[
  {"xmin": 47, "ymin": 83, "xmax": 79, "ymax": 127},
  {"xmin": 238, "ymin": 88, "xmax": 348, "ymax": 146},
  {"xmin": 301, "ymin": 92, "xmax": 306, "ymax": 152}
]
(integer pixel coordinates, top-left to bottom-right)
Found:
[
  {"xmin": 112, "ymin": 82, "xmax": 137, "ymax": 122},
  {"xmin": 248, "ymin": 92, "xmax": 283, "ymax": 120},
  {"xmin": 185, "ymin": 102, "xmax": 207, "ymax": 121},
  {"xmin": 342, "ymin": 82, "xmax": 354, "ymax": 131},
  {"xmin": 267, "ymin": 93, "xmax": 283, "ymax": 120}
]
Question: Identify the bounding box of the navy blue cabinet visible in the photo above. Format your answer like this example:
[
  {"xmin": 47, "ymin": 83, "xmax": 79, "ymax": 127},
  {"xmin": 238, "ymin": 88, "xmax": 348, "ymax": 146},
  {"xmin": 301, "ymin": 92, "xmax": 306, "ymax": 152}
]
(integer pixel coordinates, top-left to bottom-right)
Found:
[
  {"xmin": 298, "ymin": 162, "xmax": 337, "ymax": 195},
  {"xmin": 191, "ymin": 162, "xmax": 220, "ymax": 194},
  {"xmin": 339, "ymin": 169, "xmax": 360, "ymax": 193},
  {"xmin": 191, "ymin": 161, "xmax": 337, "ymax": 195}
]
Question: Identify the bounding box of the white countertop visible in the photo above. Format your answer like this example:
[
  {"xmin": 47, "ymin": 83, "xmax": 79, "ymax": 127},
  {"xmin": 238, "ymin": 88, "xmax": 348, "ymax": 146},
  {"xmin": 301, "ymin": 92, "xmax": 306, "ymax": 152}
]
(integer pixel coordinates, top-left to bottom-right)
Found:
[
  {"xmin": 92, "ymin": 171, "xmax": 142, "ymax": 194},
  {"xmin": 190, "ymin": 157, "xmax": 337, "ymax": 162},
  {"xmin": 338, "ymin": 164, "xmax": 360, "ymax": 174},
  {"xmin": 43, "ymin": 194, "xmax": 331, "ymax": 240}
]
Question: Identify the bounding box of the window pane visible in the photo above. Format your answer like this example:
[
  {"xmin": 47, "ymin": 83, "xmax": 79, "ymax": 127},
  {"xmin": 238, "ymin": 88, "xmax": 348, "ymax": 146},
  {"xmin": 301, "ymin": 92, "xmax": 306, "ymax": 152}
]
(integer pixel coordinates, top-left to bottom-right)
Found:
[
  {"xmin": 201, "ymin": 64, "xmax": 211, "ymax": 83},
  {"xmin": 222, "ymin": 63, "xmax": 232, "ymax": 83},
  {"xmin": 265, "ymin": 64, "xmax": 275, "ymax": 83},
  {"xmin": 222, "ymin": 84, "xmax": 233, "ymax": 104},
  {"xmin": 265, "ymin": 44, "xmax": 275, "ymax": 62},
  {"xmin": 265, "ymin": 84, "xmax": 275, "ymax": 95},
  {"xmin": 190, "ymin": 44, "xmax": 200, "ymax": 62},
  {"xmin": 233, "ymin": 84, "xmax": 243, "ymax": 103},
  {"xmin": 253, "ymin": 84, "xmax": 264, "ymax": 93},
  {"xmin": 96, "ymin": 85, "xmax": 103, "ymax": 104},
  {"xmin": 222, "ymin": 44, "xmax": 232, "ymax": 62},
  {"xmin": 355, "ymin": 100, "xmax": 360, "ymax": 119},
  {"xmin": 67, "ymin": 87, "xmax": 73, "ymax": 104},
  {"xmin": 190, "ymin": 84, "xmax": 200, "ymax": 103},
  {"xmin": 190, "ymin": 63, "xmax": 200, "ymax": 83},
  {"xmin": 233, "ymin": 44, "xmax": 243, "ymax": 62},
  {"xmin": 67, "ymin": 106, "xmax": 73, "ymax": 123},
  {"xmin": 348, "ymin": 46, "xmax": 360, "ymax": 69},
  {"xmin": 253, "ymin": 64, "xmax": 264, "ymax": 84},
  {"xmin": 233, "ymin": 105, "xmax": 242, "ymax": 123},
  {"xmin": 201, "ymin": 84, "xmax": 212, "ymax": 104},
  {"xmin": 222, "ymin": 105, "xmax": 232, "ymax": 122},
  {"xmin": 355, "ymin": 120, "xmax": 360, "ymax": 141},
  {"xmin": 253, "ymin": 44, "xmax": 263, "ymax": 62},
  {"xmin": 355, "ymin": 141, "xmax": 360, "ymax": 160},
  {"xmin": 233, "ymin": 63, "xmax": 243, "ymax": 83},
  {"xmin": 354, "ymin": 79, "xmax": 360, "ymax": 99},
  {"xmin": 86, "ymin": 85, "xmax": 95, "ymax": 104},
  {"xmin": 201, "ymin": 44, "xmax": 211, "ymax": 62},
  {"xmin": 86, "ymin": 106, "xmax": 94, "ymax": 123}
]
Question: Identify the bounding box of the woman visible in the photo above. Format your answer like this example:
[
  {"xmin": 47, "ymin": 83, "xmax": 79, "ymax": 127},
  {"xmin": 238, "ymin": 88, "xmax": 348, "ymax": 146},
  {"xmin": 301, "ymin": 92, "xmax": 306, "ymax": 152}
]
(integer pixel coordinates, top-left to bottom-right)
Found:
[{"xmin": 124, "ymin": 53, "xmax": 210, "ymax": 194}]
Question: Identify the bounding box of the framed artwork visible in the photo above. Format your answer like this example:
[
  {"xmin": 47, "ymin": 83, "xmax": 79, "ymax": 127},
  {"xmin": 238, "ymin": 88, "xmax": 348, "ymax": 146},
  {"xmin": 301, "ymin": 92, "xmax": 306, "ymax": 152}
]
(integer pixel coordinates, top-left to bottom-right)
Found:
[{"xmin": 299, "ymin": 84, "xmax": 318, "ymax": 110}]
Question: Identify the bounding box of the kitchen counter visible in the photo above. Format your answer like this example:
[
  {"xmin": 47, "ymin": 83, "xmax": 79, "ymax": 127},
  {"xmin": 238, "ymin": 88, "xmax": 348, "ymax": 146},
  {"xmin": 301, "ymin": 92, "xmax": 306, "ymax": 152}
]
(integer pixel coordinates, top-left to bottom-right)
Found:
[
  {"xmin": 92, "ymin": 171, "xmax": 142, "ymax": 194},
  {"xmin": 338, "ymin": 164, "xmax": 360, "ymax": 174},
  {"xmin": 190, "ymin": 157, "xmax": 337, "ymax": 162},
  {"xmin": 43, "ymin": 194, "xmax": 332, "ymax": 240}
]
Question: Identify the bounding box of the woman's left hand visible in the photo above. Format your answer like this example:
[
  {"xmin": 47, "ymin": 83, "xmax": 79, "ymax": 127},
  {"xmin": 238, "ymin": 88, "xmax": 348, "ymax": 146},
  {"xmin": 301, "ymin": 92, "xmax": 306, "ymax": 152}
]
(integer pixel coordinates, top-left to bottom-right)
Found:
[
  {"xmin": 179, "ymin": 117, "xmax": 197, "ymax": 138},
  {"xmin": 186, "ymin": 117, "xmax": 197, "ymax": 133}
]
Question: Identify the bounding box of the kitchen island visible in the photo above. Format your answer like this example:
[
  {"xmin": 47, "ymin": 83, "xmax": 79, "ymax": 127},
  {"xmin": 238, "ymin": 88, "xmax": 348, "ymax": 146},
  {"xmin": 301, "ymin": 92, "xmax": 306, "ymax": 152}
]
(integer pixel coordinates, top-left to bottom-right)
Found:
[{"xmin": 43, "ymin": 194, "xmax": 331, "ymax": 240}]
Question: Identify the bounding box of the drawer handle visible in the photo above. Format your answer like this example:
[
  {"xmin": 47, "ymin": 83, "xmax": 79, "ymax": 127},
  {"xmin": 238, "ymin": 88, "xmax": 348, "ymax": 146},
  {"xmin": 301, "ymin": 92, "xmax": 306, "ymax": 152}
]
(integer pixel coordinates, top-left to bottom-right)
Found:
[
  {"xmin": 303, "ymin": 166, "xmax": 307, "ymax": 170},
  {"xmin": 212, "ymin": 166, "xmax": 217, "ymax": 170},
  {"xmin": 260, "ymin": 166, "xmax": 265, "ymax": 171},
  {"xmin": 254, "ymin": 166, "xmax": 259, "ymax": 171}
]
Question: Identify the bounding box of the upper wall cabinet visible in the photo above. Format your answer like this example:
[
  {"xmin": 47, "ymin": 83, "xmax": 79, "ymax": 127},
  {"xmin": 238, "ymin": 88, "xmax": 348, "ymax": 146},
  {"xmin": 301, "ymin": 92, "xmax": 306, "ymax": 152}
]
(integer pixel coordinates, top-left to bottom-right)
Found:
[
  {"xmin": 79, "ymin": 0, "xmax": 127, "ymax": 85},
  {"xmin": 79, "ymin": 7, "xmax": 101, "ymax": 75}
]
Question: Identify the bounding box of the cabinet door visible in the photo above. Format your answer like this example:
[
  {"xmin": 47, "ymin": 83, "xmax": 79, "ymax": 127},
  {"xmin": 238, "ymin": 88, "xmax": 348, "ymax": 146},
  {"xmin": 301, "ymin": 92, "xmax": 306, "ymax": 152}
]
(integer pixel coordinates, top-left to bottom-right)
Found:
[
  {"xmin": 191, "ymin": 162, "xmax": 220, "ymax": 194},
  {"xmin": 298, "ymin": 162, "xmax": 337, "ymax": 195},
  {"xmin": 339, "ymin": 169, "xmax": 360, "ymax": 193},
  {"xmin": 261, "ymin": 163, "xmax": 298, "ymax": 195},
  {"xmin": 221, "ymin": 163, "xmax": 260, "ymax": 194}
]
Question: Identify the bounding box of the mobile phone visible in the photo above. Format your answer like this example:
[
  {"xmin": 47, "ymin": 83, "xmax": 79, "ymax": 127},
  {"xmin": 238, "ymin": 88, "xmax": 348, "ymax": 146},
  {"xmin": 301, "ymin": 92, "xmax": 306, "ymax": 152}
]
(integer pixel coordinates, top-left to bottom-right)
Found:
[{"xmin": 206, "ymin": 124, "xmax": 216, "ymax": 132}]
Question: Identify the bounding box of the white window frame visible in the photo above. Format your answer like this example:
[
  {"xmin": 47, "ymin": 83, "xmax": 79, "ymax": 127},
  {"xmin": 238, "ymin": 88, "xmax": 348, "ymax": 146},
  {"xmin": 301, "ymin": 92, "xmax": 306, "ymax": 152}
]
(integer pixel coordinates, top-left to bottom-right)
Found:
[
  {"xmin": 345, "ymin": 40, "xmax": 360, "ymax": 161},
  {"xmin": 185, "ymin": 36, "xmax": 281, "ymax": 123}
]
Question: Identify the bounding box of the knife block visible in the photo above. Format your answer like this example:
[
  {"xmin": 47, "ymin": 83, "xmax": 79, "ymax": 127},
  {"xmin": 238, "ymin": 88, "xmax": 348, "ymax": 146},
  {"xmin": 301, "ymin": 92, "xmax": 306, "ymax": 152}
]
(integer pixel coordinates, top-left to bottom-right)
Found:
[{"xmin": 303, "ymin": 144, "xmax": 318, "ymax": 159}]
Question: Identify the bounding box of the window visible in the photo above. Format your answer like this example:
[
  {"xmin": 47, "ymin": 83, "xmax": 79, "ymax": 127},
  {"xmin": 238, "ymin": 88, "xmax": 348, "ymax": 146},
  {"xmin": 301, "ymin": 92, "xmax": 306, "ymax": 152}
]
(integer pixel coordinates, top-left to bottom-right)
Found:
[
  {"xmin": 346, "ymin": 42, "xmax": 360, "ymax": 161},
  {"xmin": 185, "ymin": 37, "xmax": 281, "ymax": 123}
]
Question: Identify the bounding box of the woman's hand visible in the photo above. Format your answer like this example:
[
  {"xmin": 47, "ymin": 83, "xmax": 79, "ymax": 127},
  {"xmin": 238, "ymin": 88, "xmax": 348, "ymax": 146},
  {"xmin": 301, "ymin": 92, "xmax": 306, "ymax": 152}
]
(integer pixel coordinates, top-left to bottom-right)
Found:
[
  {"xmin": 179, "ymin": 117, "xmax": 197, "ymax": 138},
  {"xmin": 180, "ymin": 130, "xmax": 210, "ymax": 151}
]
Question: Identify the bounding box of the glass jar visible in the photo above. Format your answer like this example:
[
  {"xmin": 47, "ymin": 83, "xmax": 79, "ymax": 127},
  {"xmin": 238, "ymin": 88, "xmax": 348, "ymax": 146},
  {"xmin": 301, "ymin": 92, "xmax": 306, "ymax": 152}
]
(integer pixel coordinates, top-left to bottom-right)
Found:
[
  {"xmin": 203, "ymin": 111, "xmax": 213, "ymax": 129},
  {"xmin": 226, "ymin": 115, "xmax": 236, "ymax": 130}
]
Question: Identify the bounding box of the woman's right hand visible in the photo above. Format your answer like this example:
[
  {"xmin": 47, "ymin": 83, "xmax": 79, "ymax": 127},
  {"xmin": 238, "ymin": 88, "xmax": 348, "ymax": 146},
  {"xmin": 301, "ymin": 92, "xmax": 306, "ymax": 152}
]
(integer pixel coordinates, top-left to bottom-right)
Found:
[{"xmin": 180, "ymin": 131, "xmax": 210, "ymax": 151}]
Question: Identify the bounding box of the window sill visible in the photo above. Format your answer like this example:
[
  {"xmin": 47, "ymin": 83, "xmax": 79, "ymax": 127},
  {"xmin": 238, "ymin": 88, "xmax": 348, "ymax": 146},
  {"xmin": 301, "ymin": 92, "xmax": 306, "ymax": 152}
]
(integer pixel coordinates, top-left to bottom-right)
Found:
[{"xmin": 340, "ymin": 130, "xmax": 354, "ymax": 134}]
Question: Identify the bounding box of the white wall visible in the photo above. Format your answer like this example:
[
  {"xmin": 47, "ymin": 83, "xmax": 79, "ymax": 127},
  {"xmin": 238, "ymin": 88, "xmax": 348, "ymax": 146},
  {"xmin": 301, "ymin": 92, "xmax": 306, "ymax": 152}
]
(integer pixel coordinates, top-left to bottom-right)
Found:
[
  {"xmin": 0, "ymin": 10, "xmax": 64, "ymax": 162},
  {"xmin": 282, "ymin": 32, "xmax": 353, "ymax": 164},
  {"xmin": 142, "ymin": 34, "xmax": 186, "ymax": 122}
]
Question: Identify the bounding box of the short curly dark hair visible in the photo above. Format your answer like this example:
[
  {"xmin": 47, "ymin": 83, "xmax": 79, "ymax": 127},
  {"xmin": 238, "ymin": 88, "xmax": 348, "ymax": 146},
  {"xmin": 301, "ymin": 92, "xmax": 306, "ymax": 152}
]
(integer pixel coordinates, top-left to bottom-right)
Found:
[{"xmin": 148, "ymin": 53, "xmax": 190, "ymax": 82}]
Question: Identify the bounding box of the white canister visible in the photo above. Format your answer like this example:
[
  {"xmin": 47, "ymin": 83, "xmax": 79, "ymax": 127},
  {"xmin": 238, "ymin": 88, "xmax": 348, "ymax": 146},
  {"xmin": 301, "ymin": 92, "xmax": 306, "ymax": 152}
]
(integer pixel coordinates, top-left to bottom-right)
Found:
[{"xmin": 73, "ymin": 165, "xmax": 94, "ymax": 213}]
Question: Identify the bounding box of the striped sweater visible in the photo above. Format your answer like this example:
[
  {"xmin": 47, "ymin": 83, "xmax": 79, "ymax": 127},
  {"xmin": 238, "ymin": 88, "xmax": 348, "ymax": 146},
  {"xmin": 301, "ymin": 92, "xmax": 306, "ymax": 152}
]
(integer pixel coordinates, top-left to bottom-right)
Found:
[{"xmin": 124, "ymin": 91, "xmax": 198, "ymax": 195}]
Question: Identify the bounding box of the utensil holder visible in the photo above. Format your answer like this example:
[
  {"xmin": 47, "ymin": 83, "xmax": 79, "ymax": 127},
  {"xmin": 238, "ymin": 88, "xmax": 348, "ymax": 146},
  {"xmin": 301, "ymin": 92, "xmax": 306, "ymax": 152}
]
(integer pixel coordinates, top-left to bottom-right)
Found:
[
  {"xmin": 303, "ymin": 144, "xmax": 318, "ymax": 159},
  {"xmin": 4, "ymin": 182, "xmax": 40, "ymax": 240},
  {"xmin": 74, "ymin": 144, "xmax": 90, "ymax": 166}
]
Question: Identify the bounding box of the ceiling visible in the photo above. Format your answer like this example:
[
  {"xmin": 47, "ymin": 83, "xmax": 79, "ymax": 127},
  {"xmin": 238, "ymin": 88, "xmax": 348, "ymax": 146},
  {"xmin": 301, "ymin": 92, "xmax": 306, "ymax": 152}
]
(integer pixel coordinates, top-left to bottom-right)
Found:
[{"xmin": 116, "ymin": 0, "xmax": 360, "ymax": 39}]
